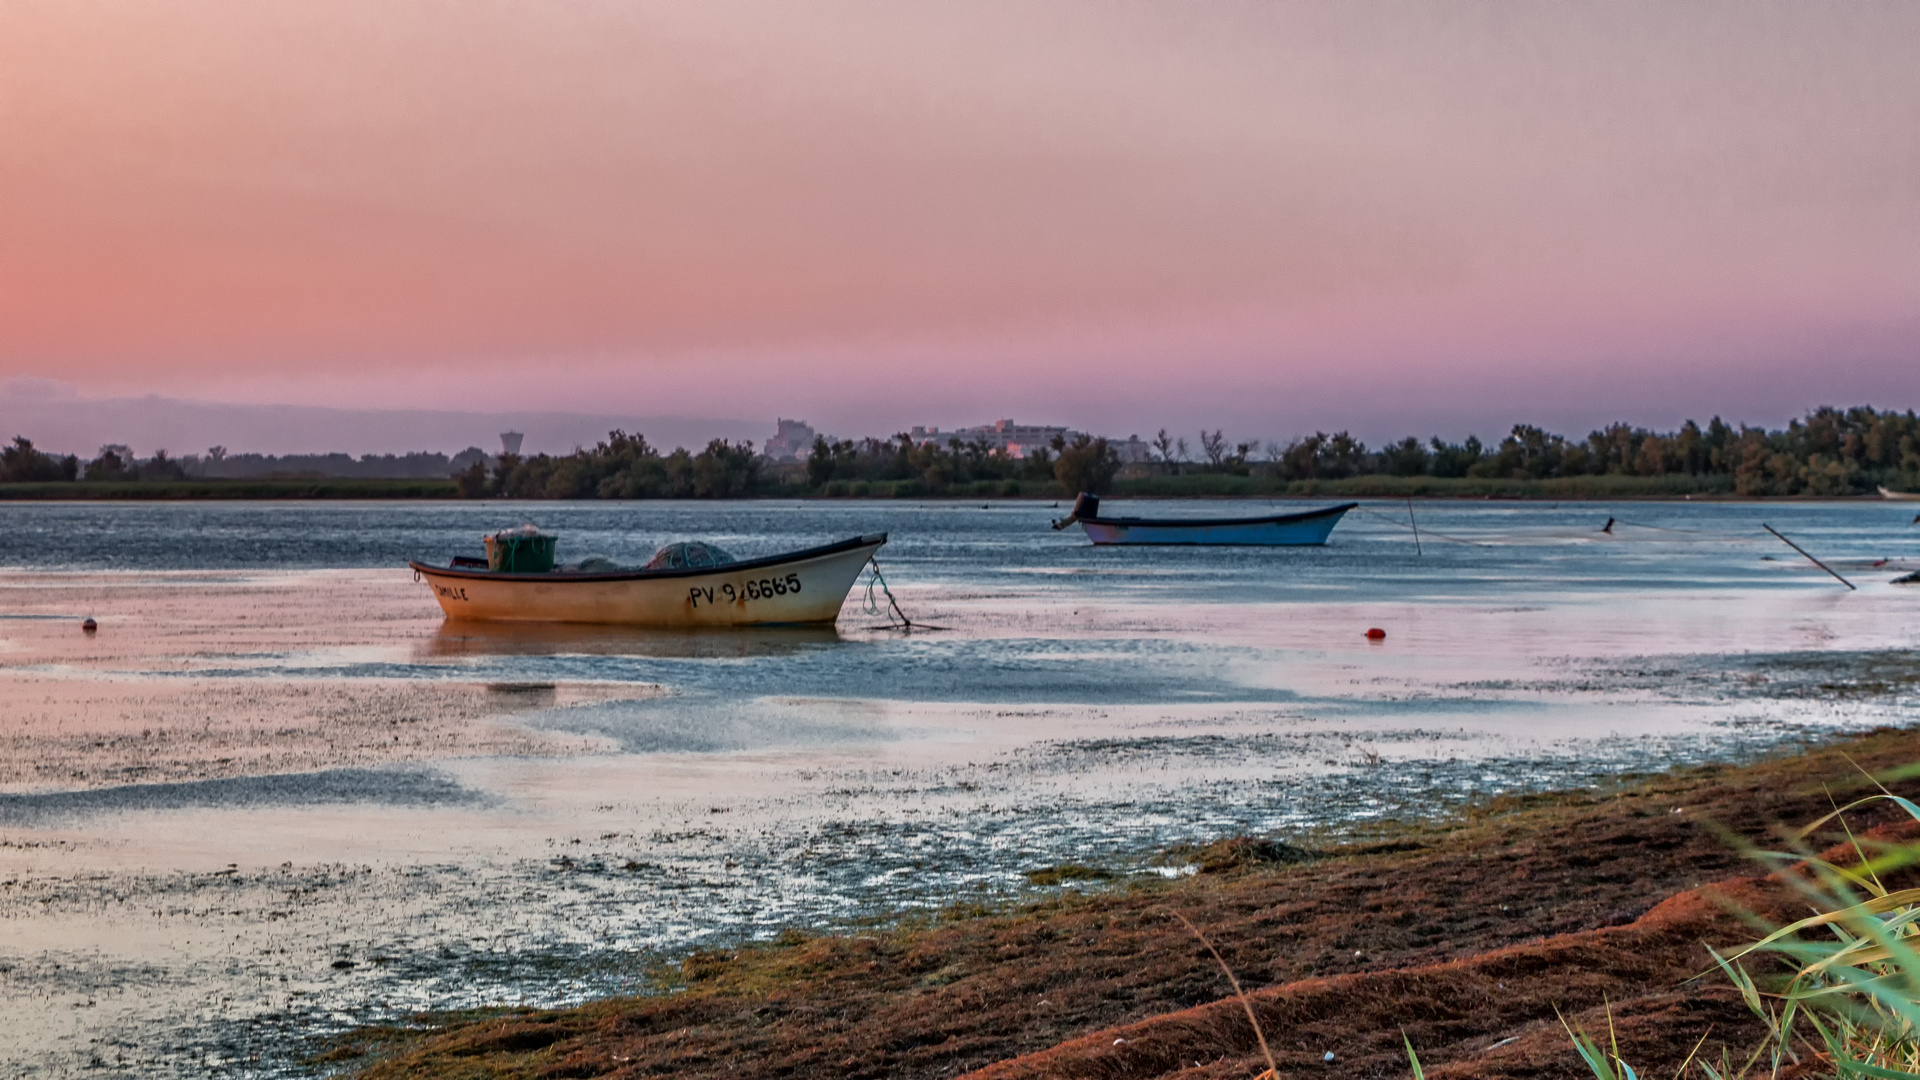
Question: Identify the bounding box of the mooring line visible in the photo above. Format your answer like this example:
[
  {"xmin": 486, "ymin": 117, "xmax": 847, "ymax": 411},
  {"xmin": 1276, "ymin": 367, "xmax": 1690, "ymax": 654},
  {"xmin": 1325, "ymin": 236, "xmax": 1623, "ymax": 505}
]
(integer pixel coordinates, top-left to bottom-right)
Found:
[
  {"xmin": 1353, "ymin": 506, "xmax": 1488, "ymax": 547},
  {"xmin": 862, "ymin": 557, "xmax": 945, "ymax": 631}
]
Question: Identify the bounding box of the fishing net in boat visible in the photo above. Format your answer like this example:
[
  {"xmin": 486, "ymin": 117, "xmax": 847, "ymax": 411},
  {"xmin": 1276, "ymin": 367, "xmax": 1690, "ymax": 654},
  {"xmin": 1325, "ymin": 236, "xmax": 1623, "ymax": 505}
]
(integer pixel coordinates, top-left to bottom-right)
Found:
[
  {"xmin": 643, "ymin": 541, "xmax": 737, "ymax": 570},
  {"xmin": 483, "ymin": 523, "xmax": 556, "ymax": 572},
  {"xmin": 557, "ymin": 555, "xmax": 619, "ymax": 573}
]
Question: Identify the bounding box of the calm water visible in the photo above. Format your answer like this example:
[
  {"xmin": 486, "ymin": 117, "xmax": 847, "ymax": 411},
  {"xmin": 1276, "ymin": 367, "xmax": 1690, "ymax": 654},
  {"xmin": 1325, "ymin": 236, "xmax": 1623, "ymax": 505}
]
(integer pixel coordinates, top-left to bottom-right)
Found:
[
  {"xmin": 0, "ymin": 498, "xmax": 1915, "ymax": 1077},
  {"xmin": 7, "ymin": 495, "xmax": 1916, "ymax": 581}
]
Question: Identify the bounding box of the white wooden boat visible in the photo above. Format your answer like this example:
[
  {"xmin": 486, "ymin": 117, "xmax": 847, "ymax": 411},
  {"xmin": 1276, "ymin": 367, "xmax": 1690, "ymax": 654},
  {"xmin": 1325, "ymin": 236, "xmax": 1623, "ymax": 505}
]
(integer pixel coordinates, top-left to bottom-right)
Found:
[
  {"xmin": 411, "ymin": 534, "xmax": 886, "ymax": 626},
  {"xmin": 1880, "ymin": 486, "xmax": 1920, "ymax": 501},
  {"xmin": 1051, "ymin": 494, "xmax": 1355, "ymax": 546}
]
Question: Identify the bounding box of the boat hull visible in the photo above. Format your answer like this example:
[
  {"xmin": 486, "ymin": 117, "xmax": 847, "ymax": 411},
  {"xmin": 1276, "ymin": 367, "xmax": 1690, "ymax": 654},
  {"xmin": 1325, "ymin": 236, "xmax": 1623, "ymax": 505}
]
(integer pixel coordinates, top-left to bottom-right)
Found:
[
  {"xmin": 1880, "ymin": 487, "xmax": 1920, "ymax": 501},
  {"xmin": 410, "ymin": 534, "xmax": 885, "ymax": 626},
  {"xmin": 1077, "ymin": 503, "xmax": 1355, "ymax": 546}
]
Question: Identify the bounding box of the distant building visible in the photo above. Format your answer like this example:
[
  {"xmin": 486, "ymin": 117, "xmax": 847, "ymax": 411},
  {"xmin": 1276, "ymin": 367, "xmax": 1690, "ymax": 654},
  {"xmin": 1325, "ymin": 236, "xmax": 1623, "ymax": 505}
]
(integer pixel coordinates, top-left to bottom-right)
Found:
[
  {"xmin": 499, "ymin": 431, "xmax": 524, "ymax": 456},
  {"xmin": 763, "ymin": 418, "xmax": 818, "ymax": 462},
  {"xmin": 1110, "ymin": 435, "xmax": 1153, "ymax": 463},
  {"xmin": 909, "ymin": 419, "xmax": 1078, "ymax": 460},
  {"xmin": 908, "ymin": 420, "xmax": 1155, "ymax": 462}
]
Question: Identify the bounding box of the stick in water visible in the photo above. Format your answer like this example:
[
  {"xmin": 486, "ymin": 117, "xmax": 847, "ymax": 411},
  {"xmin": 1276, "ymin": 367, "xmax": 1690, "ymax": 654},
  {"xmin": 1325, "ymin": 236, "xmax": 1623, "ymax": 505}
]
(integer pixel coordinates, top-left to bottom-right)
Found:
[
  {"xmin": 1763, "ymin": 524, "xmax": 1855, "ymax": 590},
  {"xmin": 1406, "ymin": 497, "xmax": 1422, "ymax": 556}
]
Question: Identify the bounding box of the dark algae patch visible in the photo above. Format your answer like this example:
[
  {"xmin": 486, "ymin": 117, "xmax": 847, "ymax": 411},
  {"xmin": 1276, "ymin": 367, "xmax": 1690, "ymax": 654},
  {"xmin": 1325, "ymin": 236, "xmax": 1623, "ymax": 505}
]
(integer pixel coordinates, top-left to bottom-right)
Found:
[
  {"xmin": 1022, "ymin": 864, "xmax": 1115, "ymax": 887},
  {"xmin": 1159, "ymin": 835, "xmax": 1317, "ymax": 874},
  {"xmin": 344, "ymin": 727, "xmax": 1920, "ymax": 1080}
]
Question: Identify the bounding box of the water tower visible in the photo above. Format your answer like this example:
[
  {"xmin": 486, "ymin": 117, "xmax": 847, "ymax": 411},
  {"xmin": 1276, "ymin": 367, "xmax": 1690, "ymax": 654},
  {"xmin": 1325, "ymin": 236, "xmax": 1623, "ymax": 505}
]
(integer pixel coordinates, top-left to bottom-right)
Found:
[{"xmin": 499, "ymin": 431, "xmax": 524, "ymax": 456}]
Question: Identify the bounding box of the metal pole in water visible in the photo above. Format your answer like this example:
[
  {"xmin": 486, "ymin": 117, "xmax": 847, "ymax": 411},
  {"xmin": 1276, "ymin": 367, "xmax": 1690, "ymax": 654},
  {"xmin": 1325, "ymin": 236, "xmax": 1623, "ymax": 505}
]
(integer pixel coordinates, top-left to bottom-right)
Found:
[{"xmin": 1763, "ymin": 524, "xmax": 1855, "ymax": 590}]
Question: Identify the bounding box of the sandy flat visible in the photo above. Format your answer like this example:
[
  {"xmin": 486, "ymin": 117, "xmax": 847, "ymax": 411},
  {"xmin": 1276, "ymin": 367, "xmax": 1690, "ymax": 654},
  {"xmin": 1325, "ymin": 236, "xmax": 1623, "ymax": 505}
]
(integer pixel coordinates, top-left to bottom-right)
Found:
[{"xmin": 0, "ymin": 569, "xmax": 646, "ymax": 791}]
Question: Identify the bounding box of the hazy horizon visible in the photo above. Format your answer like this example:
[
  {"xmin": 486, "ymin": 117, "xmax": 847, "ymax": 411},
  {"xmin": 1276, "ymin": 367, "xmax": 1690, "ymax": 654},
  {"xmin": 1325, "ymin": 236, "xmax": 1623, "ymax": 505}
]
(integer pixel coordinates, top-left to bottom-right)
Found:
[
  {"xmin": 0, "ymin": 377, "xmax": 1907, "ymax": 462},
  {"xmin": 2, "ymin": 2, "xmax": 1915, "ymax": 439},
  {"xmin": 0, "ymin": 380, "xmax": 760, "ymax": 460}
]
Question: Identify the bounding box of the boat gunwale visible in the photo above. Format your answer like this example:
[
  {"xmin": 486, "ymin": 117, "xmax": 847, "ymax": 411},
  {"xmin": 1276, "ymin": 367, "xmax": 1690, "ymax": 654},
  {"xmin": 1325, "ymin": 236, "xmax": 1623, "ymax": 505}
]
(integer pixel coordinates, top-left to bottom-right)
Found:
[
  {"xmin": 1077, "ymin": 502, "xmax": 1358, "ymax": 529},
  {"xmin": 408, "ymin": 533, "xmax": 886, "ymax": 583}
]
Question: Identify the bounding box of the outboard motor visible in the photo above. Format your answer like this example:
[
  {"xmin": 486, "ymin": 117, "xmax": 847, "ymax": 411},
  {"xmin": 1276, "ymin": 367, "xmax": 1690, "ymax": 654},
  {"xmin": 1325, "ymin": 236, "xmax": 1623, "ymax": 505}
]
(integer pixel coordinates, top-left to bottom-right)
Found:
[{"xmin": 1052, "ymin": 492, "xmax": 1100, "ymax": 530}]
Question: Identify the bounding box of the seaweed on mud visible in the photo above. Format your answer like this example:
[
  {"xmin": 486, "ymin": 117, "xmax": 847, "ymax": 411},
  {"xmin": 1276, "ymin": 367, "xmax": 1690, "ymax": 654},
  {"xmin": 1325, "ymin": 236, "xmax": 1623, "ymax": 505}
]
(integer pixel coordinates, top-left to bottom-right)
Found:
[
  {"xmin": 1158, "ymin": 835, "xmax": 1317, "ymax": 874},
  {"xmin": 1524, "ymin": 649, "xmax": 1920, "ymax": 706},
  {"xmin": 1022, "ymin": 864, "xmax": 1116, "ymax": 886},
  {"xmin": 0, "ymin": 767, "xmax": 486, "ymax": 826},
  {"xmin": 304, "ymin": 1007, "xmax": 543, "ymax": 1068}
]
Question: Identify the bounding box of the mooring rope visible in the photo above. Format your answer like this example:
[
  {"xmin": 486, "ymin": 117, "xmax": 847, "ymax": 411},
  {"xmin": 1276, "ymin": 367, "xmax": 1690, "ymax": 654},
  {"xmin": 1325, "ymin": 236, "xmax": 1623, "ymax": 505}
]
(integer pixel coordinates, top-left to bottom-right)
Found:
[
  {"xmin": 861, "ymin": 556, "xmax": 942, "ymax": 631},
  {"xmin": 1351, "ymin": 505, "xmax": 1490, "ymax": 547},
  {"xmin": 1357, "ymin": 505, "xmax": 1875, "ymax": 590}
]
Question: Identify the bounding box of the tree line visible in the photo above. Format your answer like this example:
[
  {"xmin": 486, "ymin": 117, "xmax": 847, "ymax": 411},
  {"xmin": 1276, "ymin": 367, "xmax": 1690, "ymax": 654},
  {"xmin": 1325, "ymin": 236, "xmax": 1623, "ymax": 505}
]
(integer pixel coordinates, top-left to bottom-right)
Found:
[
  {"xmin": 0, "ymin": 439, "xmax": 490, "ymax": 484},
  {"xmin": 460, "ymin": 429, "xmax": 1122, "ymax": 498},
  {"xmin": 464, "ymin": 431, "xmax": 765, "ymax": 498},
  {"xmin": 4, "ymin": 404, "xmax": 1915, "ymax": 497},
  {"xmin": 457, "ymin": 405, "xmax": 1917, "ymax": 498},
  {"xmin": 1224, "ymin": 405, "xmax": 1919, "ymax": 496},
  {"xmin": 801, "ymin": 433, "xmax": 1118, "ymax": 496}
]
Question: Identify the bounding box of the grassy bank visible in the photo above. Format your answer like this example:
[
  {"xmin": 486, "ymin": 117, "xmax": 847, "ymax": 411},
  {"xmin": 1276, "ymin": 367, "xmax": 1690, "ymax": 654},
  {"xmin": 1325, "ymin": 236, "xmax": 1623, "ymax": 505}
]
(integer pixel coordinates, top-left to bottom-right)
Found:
[
  {"xmin": 0, "ymin": 478, "xmax": 459, "ymax": 499},
  {"xmin": 331, "ymin": 724, "xmax": 1920, "ymax": 1080}
]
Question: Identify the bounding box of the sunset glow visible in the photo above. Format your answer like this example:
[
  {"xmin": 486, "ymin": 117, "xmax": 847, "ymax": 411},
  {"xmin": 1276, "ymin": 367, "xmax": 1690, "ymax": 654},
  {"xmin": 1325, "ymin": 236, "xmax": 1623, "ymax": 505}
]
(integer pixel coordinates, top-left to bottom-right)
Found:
[{"xmin": 2, "ymin": 1, "xmax": 1916, "ymax": 442}]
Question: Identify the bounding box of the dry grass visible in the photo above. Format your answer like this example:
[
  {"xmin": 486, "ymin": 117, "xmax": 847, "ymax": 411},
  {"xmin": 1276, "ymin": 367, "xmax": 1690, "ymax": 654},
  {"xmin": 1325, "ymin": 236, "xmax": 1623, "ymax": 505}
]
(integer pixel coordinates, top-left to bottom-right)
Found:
[{"xmin": 344, "ymin": 728, "xmax": 1920, "ymax": 1080}]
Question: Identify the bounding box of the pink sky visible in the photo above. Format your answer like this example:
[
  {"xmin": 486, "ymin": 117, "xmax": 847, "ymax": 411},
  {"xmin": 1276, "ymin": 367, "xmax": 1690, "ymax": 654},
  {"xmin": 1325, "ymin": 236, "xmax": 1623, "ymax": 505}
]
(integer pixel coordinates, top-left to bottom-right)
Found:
[{"xmin": 2, "ymin": 1, "xmax": 1916, "ymax": 445}]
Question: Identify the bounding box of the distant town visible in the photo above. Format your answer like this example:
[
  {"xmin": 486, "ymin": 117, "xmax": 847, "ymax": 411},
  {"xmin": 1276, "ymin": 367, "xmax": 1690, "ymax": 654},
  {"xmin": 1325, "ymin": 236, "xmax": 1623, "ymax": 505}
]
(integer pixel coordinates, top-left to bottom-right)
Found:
[{"xmin": 765, "ymin": 418, "xmax": 1151, "ymax": 464}]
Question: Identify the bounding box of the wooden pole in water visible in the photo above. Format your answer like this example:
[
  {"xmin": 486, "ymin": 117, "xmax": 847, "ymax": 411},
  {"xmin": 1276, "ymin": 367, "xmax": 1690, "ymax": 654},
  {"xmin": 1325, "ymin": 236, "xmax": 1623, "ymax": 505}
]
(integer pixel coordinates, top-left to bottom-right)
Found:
[
  {"xmin": 1763, "ymin": 524, "xmax": 1855, "ymax": 590},
  {"xmin": 1406, "ymin": 497, "xmax": 1422, "ymax": 556}
]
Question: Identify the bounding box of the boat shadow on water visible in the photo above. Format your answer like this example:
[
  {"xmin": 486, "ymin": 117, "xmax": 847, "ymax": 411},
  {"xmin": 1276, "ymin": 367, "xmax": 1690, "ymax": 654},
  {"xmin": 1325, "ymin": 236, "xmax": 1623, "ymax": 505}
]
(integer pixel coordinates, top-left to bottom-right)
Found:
[{"xmin": 417, "ymin": 619, "xmax": 846, "ymax": 660}]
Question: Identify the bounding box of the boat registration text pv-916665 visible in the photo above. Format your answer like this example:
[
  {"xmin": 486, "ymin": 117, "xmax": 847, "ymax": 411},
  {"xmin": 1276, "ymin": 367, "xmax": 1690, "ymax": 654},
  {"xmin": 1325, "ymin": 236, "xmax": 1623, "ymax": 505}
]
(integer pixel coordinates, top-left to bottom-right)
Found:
[{"xmin": 689, "ymin": 573, "xmax": 802, "ymax": 608}]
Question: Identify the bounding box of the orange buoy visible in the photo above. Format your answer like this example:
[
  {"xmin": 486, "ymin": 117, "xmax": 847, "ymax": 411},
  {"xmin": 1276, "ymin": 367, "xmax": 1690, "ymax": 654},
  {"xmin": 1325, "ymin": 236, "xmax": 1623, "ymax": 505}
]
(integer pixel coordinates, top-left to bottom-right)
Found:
[
  {"xmin": 1364, "ymin": 627, "xmax": 1386, "ymax": 640},
  {"xmin": 82, "ymin": 617, "xmax": 98, "ymax": 634}
]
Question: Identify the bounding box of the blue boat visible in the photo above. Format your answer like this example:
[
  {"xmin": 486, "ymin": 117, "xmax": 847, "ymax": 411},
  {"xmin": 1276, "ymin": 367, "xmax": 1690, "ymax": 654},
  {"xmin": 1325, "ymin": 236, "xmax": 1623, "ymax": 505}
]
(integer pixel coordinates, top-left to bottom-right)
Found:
[{"xmin": 1051, "ymin": 493, "xmax": 1357, "ymax": 546}]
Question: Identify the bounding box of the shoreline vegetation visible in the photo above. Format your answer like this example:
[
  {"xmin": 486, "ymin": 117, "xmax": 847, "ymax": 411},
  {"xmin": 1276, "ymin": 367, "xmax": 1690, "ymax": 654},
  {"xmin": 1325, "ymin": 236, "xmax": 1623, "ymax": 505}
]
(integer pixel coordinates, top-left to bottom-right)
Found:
[
  {"xmin": 0, "ymin": 477, "xmax": 463, "ymax": 500},
  {"xmin": 0, "ymin": 404, "xmax": 1914, "ymax": 500},
  {"xmin": 333, "ymin": 725, "xmax": 1920, "ymax": 1080},
  {"xmin": 0, "ymin": 473, "xmax": 1884, "ymax": 501}
]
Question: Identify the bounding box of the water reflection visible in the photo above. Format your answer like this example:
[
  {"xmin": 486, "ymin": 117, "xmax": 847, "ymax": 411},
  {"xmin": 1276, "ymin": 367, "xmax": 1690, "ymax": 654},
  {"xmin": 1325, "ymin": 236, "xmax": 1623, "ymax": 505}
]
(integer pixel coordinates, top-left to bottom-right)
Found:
[{"xmin": 420, "ymin": 618, "xmax": 845, "ymax": 659}]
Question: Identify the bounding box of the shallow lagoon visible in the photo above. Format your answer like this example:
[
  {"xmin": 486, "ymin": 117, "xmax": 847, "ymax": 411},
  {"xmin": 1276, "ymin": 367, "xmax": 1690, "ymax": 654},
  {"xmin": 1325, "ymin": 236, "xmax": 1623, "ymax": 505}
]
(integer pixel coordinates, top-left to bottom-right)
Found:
[{"xmin": 0, "ymin": 499, "xmax": 1916, "ymax": 1076}]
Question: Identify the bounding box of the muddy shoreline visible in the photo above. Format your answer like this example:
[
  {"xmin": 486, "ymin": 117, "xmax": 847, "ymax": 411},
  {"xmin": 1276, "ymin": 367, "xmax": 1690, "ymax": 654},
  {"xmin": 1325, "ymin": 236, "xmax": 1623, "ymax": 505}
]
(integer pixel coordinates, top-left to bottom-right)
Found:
[
  {"xmin": 335, "ymin": 724, "xmax": 1920, "ymax": 1080},
  {"xmin": 3, "ymin": 503, "xmax": 1913, "ymax": 1077}
]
